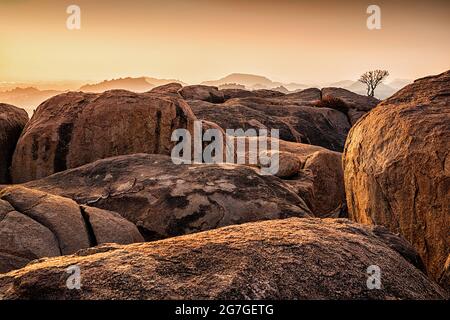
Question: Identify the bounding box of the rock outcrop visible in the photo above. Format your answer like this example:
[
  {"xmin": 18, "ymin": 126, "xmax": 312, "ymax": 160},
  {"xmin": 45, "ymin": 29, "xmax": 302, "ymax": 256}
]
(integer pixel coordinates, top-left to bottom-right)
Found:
[
  {"xmin": 321, "ymin": 87, "xmax": 380, "ymax": 125},
  {"xmin": 343, "ymin": 70, "xmax": 450, "ymax": 283},
  {"xmin": 278, "ymin": 140, "xmax": 346, "ymax": 217},
  {"xmin": 11, "ymin": 90, "xmax": 196, "ymax": 183},
  {"xmin": 281, "ymin": 88, "xmax": 322, "ymax": 104},
  {"xmin": 0, "ymin": 104, "xmax": 28, "ymax": 183},
  {"xmin": 221, "ymin": 88, "xmax": 258, "ymax": 100},
  {"xmin": 0, "ymin": 186, "xmax": 143, "ymax": 273},
  {"xmin": 238, "ymin": 137, "xmax": 346, "ymax": 217},
  {"xmin": 149, "ymin": 82, "xmax": 183, "ymax": 95},
  {"xmin": 178, "ymin": 85, "xmax": 225, "ymax": 103},
  {"xmin": 25, "ymin": 154, "xmax": 311, "ymax": 241},
  {"xmin": 0, "ymin": 218, "xmax": 446, "ymax": 300}
]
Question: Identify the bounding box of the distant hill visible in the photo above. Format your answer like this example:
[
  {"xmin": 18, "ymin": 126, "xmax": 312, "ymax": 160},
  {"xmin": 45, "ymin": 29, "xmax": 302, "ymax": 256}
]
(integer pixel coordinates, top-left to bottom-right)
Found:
[
  {"xmin": 326, "ymin": 78, "xmax": 412, "ymax": 99},
  {"xmin": 218, "ymin": 83, "xmax": 246, "ymax": 90},
  {"xmin": 144, "ymin": 77, "xmax": 187, "ymax": 87},
  {"xmin": 202, "ymin": 73, "xmax": 274, "ymax": 88},
  {"xmin": 271, "ymin": 86, "xmax": 290, "ymax": 94},
  {"xmin": 0, "ymin": 87, "xmax": 63, "ymax": 116},
  {"xmin": 201, "ymin": 73, "xmax": 402, "ymax": 98},
  {"xmin": 346, "ymin": 81, "xmax": 396, "ymax": 99},
  {"xmin": 327, "ymin": 80, "xmax": 356, "ymax": 88},
  {"xmin": 202, "ymin": 73, "xmax": 308, "ymax": 91},
  {"xmin": 387, "ymin": 78, "xmax": 413, "ymax": 90},
  {"xmin": 79, "ymin": 77, "xmax": 186, "ymax": 93},
  {"xmin": 0, "ymin": 75, "xmax": 412, "ymax": 114},
  {"xmin": 325, "ymin": 80, "xmax": 396, "ymax": 99},
  {"xmin": 0, "ymin": 80, "xmax": 84, "ymax": 92}
]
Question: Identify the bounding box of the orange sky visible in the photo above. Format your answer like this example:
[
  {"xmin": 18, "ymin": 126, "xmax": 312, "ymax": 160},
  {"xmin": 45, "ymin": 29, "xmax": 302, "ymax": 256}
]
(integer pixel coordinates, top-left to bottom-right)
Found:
[{"xmin": 1, "ymin": 0, "xmax": 449, "ymax": 84}]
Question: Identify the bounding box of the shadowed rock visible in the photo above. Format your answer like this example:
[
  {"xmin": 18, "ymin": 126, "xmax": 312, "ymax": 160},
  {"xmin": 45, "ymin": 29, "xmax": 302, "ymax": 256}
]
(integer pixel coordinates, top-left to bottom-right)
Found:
[
  {"xmin": 178, "ymin": 85, "xmax": 225, "ymax": 103},
  {"xmin": 0, "ymin": 218, "xmax": 446, "ymax": 300},
  {"xmin": 0, "ymin": 104, "xmax": 28, "ymax": 184},
  {"xmin": 0, "ymin": 186, "xmax": 143, "ymax": 273}
]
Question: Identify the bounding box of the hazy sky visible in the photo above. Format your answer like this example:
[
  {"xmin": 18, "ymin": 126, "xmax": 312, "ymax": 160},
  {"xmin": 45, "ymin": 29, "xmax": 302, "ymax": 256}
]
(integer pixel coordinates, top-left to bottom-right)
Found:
[{"xmin": 1, "ymin": 0, "xmax": 449, "ymax": 84}]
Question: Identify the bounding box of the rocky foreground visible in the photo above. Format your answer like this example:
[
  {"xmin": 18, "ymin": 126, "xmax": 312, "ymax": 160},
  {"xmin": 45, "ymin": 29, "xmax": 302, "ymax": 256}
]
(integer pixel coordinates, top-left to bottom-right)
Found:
[
  {"xmin": 0, "ymin": 71, "xmax": 448, "ymax": 299},
  {"xmin": 0, "ymin": 218, "xmax": 446, "ymax": 300}
]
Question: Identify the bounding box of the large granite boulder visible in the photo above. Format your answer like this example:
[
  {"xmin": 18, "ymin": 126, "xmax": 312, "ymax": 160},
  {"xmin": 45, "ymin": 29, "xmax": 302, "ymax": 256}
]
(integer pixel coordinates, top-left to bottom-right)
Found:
[
  {"xmin": 343, "ymin": 70, "xmax": 450, "ymax": 283},
  {"xmin": 0, "ymin": 104, "xmax": 28, "ymax": 183},
  {"xmin": 178, "ymin": 85, "xmax": 225, "ymax": 103},
  {"xmin": 11, "ymin": 90, "xmax": 196, "ymax": 183},
  {"xmin": 25, "ymin": 154, "xmax": 311, "ymax": 241},
  {"xmin": 0, "ymin": 218, "xmax": 446, "ymax": 300},
  {"xmin": 0, "ymin": 186, "xmax": 143, "ymax": 273}
]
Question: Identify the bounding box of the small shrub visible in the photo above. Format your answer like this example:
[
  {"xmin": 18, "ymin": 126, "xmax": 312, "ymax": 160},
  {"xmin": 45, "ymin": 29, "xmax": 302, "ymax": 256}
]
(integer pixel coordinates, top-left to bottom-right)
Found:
[{"xmin": 313, "ymin": 96, "xmax": 349, "ymax": 113}]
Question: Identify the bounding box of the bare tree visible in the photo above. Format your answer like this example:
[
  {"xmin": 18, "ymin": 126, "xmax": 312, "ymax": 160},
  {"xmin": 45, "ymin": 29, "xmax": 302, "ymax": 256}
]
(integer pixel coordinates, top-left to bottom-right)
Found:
[{"xmin": 359, "ymin": 70, "xmax": 389, "ymax": 97}]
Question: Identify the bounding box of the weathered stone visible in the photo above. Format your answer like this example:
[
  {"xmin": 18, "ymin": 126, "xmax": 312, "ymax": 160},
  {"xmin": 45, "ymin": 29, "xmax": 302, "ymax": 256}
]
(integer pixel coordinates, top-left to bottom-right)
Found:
[
  {"xmin": 149, "ymin": 82, "xmax": 183, "ymax": 95},
  {"xmin": 190, "ymin": 97, "xmax": 351, "ymax": 151},
  {"xmin": 11, "ymin": 90, "xmax": 196, "ymax": 183},
  {"xmin": 0, "ymin": 104, "xmax": 28, "ymax": 183},
  {"xmin": 0, "ymin": 218, "xmax": 446, "ymax": 300},
  {"xmin": 25, "ymin": 154, "xmax": 312, "ymax": 240},
  {"xmin": 343, "ymin": 70, "xmax": 450, "ymax": 283},
  {"xmin": 0, "ymin": 186, "xmax": 144, "ymax": 273},
  {"xmin": 321, "ymin": 87, "xmax": 380, "ymax": 112}
]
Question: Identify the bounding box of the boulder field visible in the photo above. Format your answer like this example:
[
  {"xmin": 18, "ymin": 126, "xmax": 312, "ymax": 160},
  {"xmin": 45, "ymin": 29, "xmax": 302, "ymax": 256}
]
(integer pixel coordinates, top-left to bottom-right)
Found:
[{"xmin": 0, "ymin": 73, "xmax": 448, "ymax": 299}]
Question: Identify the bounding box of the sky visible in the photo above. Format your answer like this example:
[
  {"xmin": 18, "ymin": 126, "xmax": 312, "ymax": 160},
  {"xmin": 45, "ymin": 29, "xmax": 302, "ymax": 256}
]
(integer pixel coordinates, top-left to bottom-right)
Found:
[{"xmin": 0, "ymin": 0, "xmax": 449, "ymax": 84}]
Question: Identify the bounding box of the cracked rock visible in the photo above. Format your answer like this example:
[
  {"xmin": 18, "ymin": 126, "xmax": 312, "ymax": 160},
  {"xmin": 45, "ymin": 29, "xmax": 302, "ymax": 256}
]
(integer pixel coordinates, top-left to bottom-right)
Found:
[
  {"xmin": 0, "ymin": 103, "xmax": 29, "ymax": 184},
  {"xmin": 11, "ymin": 90, "xmax": 197, "ymax": 183},
  {"xmin": 0, "ymin": 186, "xmax": 143, "ymax": 273},
  {"xmin": 24, "ymin": 154, "xmax": 312, "ymax": 241}
]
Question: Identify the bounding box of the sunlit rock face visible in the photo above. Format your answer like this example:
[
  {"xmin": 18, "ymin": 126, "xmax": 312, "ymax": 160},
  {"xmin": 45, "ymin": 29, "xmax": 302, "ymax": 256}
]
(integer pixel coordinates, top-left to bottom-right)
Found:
[
  {"xmin": 11, "ymin": 90, "xmax": 197, "ymax": 183},
  {"xmin": 343, "ymin": 70, "xmax": 450, "ymax": 284}
]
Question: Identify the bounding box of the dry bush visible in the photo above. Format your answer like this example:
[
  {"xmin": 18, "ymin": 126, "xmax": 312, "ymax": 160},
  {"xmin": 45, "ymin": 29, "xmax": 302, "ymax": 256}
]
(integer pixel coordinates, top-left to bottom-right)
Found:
[{"xmin": 313, "ymin": 96, "xmax": 349, "ymax": 113}]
